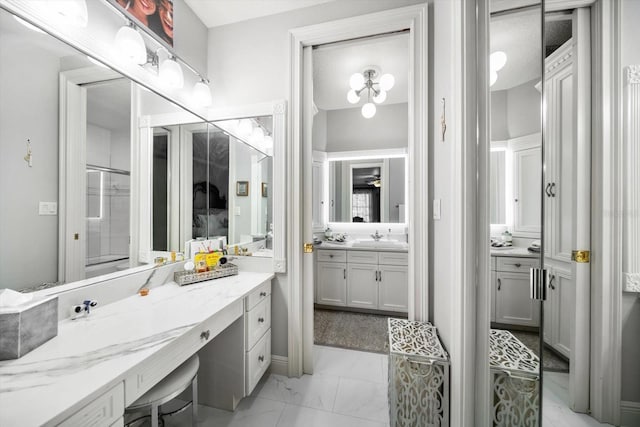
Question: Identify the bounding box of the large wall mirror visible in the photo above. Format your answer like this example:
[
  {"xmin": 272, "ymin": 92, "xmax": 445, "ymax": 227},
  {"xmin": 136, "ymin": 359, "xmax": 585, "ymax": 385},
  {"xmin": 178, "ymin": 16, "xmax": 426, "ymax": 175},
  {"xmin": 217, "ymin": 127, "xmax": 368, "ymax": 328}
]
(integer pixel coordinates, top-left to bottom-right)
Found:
[{"xmin": 0, "ymin": 6, "xmax": 276, "ymax": 292}]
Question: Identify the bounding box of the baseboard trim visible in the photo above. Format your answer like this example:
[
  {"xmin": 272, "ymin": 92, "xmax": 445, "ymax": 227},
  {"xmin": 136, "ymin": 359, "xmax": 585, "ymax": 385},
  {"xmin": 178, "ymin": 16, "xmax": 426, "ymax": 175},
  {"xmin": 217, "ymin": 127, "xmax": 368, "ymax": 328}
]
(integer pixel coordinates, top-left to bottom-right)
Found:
[
  {"xmin": 269, "ymin": 355, "xmax": 288, "ymax": 376},
  {"xmin": 621, "ymin": 401, "xmax": 640, "ymax": 426}
]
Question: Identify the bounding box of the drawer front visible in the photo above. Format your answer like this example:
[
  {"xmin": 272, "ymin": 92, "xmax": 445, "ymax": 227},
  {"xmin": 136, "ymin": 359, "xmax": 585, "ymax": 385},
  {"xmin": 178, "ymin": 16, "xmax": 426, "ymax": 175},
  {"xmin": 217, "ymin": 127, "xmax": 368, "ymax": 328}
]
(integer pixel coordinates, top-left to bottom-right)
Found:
[
  {"xmin": 60, "ymin": 382, "xmax": 124, "ymax": 427},
  {"xmin": 317, "ymin": 249, "xmax": 347, "ymax": 263},
  {"xmin": 246, "ymin": 280, "xmax": 272, "ymax": 312},
  {"xmin": 246, "ymin": 329, "xmax": 271, "ymax": 395},
  {"xmin": 378, "ymin": 251, "xmax": 408, "ymax": 266},
  {"xmin": 246, "ymin": 295, "xmax": 271, "ymax": 350},
  {"xmin": 496, "ymin": 257, "xmax": 539, "ymax": 273},
  {"xmin": 124, "ymin": 300, "xmax": 243, "ymax": 406},
  {"xmin": 347, "ymin": 250, "xmax": 378, "ymax": 265}
]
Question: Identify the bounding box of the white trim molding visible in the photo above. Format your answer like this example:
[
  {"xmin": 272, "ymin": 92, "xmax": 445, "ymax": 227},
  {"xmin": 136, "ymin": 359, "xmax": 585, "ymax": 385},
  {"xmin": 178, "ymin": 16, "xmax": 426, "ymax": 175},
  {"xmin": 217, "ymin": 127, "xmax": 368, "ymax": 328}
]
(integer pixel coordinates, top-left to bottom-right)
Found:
[
  {"xmin": 621, "ymin": 401, "xmax": 640, "ymax": 427},
  {"xmin": 623, "ymin": 65, "xmax": 640, "ymax": 293},
  {"xmin": 269, "ymin": 355, "xmax": 289, "ymax": 376}
]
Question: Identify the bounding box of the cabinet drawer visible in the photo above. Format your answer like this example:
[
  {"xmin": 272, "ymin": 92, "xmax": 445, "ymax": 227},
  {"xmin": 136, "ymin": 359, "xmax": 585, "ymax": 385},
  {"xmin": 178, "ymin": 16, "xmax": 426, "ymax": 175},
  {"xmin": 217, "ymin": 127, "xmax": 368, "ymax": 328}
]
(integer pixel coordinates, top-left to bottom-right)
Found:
[
  {"xmin": 60, "ymin": 382, "xmax": 124, "ymax": 427},
  {"xmin": 496, "ymin": 257, "xmax": 539, "ymax": 273},
  {"xmin": 124, "ymin": 300, "xmax": 243, "ymax": 406},
  {"xmin": 246, "ymin": 295, "xmax": 271, "ymax": 350},
  {"xmin": 378, "ymin": 251, "xmax": 408, "ymax": 266},
  {"xmin": 317, "ymin": 250, "xmax": 347, "ymax": 263},
  {"xmin": 347, "ymin": 250, "xmax": 378, "ymax": 264},
  {"xmin": 246, "ymin": 280, "xmax": 271, "ymax": 312},
  {"xmin": 246, "ymin": 329, "xmax": 271, "ymax": 395}
]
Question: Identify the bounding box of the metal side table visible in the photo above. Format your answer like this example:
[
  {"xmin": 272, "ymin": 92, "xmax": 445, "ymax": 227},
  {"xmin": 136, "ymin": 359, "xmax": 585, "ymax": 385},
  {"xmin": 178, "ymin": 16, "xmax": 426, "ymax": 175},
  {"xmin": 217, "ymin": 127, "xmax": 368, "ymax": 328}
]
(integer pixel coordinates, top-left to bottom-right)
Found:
[{"xmin": 388, "ymin": 318, "xmax": 450, "ymax": 427}]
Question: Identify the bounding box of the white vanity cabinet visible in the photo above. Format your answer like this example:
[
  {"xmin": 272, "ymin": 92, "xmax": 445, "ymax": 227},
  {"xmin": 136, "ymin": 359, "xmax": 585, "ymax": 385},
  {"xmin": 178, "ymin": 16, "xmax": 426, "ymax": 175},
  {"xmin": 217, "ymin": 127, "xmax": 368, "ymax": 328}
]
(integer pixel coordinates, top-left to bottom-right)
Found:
[
  {"xmin": 316, "ymin": 250, "xmax": 347, "ymax": 306},
  {"xmin": 316, "ymin": 248, "xmax": 408, "ymax": 313},
  {"xmin": 492, "ymin": 256, "xmax": 540, "ymax": 327},
  {"xmin": 543, "ymin": 265, "xmax": 572, "ymax": 359}
]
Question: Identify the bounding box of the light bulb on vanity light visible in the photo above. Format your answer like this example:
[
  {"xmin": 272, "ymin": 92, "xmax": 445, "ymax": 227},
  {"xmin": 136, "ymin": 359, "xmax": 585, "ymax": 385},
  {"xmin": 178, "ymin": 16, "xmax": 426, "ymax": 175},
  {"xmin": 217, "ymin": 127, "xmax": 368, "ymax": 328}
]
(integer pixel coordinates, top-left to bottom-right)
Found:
[
  {"xmin": 159, "ymin": 56, "xmax": 184, "ymax": 89},
  {"xmin": 192, "ymin": 80, "xmax": 212, "ymax": 107},
  {"xmin": 361, "ymin": 102, "xmax": 376, "ymax": 119},
  {"xmin": 115, "ymin": 24, "xmax": 147, "ymax": 65},
  {"xmin": 347, "ymin": 89, "xmax": 360, "ymax": 104},
  {"xmin": 238, "ymin": 119, "xmax": 253, "ymax": 137}
]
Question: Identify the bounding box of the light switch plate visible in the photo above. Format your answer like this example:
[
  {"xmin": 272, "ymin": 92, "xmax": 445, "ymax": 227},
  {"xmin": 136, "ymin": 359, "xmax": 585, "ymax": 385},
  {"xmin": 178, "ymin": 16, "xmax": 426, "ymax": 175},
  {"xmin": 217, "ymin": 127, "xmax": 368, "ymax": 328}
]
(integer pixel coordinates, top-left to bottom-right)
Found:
[
  {"xmin": 39, "ymin": 201, "xmax": 57, "ymax": 215},
  {"xmin": 234, "ymin": 206, "xmax": 241, "ymax": 216},
  {"xmin": 433, "ymin": 199, "xmax": 441, "ymax": 220}
]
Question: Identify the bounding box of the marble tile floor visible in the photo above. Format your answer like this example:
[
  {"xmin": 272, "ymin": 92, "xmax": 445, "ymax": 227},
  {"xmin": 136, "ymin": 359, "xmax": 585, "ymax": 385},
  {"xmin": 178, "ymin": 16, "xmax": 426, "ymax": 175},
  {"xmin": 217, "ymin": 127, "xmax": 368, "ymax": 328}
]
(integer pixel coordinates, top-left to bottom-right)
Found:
[{"xmin": 155, "ymin": 346, "xmax": 609, "ymax": 427}]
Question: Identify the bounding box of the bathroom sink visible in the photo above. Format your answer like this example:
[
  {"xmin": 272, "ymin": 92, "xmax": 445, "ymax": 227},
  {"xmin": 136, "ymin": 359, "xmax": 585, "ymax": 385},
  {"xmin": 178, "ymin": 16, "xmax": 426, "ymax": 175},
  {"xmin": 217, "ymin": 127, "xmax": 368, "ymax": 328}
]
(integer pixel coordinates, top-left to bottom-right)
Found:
[{"xmin": 351, "ymin": 239, "xmax": 407, "ymax": 249}]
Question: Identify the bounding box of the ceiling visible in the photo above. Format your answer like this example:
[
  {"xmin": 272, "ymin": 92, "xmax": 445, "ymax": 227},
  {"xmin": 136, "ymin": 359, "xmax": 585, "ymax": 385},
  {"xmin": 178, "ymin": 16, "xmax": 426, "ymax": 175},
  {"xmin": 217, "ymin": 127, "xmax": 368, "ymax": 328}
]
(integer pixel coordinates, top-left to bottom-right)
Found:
[
  {"xmin": 184, "ymin": 0, "xmax": 336, "ymax": 28},
  {"xmin": 490, "ymin": 9, "xmax": 542, "ymax": 91},
  {"xmin": 313, "ymin": 32, "xmax": 409, "ymax": 111}
]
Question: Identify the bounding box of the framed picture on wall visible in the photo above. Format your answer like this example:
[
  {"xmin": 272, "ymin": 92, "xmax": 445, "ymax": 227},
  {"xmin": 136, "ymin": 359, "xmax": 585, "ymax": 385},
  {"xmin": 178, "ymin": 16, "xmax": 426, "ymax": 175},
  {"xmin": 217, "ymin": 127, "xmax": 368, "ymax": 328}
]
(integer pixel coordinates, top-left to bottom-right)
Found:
[
  {"xmin": 262, "ymin": 183, "xmax": 268, "ymax": 198},
  {"xmin": 108, "ymin": 0, "xmax": 174, "ymax": 47},
  {"xmin": 236, "ymin": 181, "xmax": 249, "ymax": 197}
]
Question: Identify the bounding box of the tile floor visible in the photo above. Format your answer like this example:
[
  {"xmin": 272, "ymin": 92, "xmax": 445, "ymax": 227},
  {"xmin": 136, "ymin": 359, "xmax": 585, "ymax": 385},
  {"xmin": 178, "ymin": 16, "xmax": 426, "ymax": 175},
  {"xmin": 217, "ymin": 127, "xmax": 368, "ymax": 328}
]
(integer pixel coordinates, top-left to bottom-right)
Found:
[{"xmin": 161, "ymin": 346, "xmax": 611, "ymax": 427}]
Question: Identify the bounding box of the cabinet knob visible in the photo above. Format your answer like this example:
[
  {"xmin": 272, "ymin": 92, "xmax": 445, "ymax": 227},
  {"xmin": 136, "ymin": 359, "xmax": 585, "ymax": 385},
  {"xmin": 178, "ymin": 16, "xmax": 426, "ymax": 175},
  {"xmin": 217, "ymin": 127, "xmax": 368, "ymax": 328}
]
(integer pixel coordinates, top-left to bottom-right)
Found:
[
  {"xmin": 260, "ymin": 291, "xmax": 267, "ymax": 297},
  {"xmin": 515, "ymin": 263, "xmax": 522, "ymax": 268},
  {"xmin": 329, "ymin": 254, "xmax": 334, "ymax": 258},
  {"xmin": 258, "ymin": 317, "xmax": 265, "ymax": 323},
  {"xmin": 200, "ymin": 330, "xmax": 210, "ymax": 340},
  {"xmin": 497, "ymin": 278, "xmax": 502, "ymax": 291},
  {"xmin": 258, "ymin": 355, "xmax": 265, "ymax": 362}
]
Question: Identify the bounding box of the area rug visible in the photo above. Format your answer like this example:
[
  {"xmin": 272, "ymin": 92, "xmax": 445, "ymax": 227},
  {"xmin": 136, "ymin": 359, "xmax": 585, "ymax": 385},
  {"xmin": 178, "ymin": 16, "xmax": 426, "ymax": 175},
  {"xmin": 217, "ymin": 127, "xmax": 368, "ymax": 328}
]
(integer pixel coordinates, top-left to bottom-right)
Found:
[{"xmin": 314, "ymin": 308, "xmax": 400, "ymax": 354}]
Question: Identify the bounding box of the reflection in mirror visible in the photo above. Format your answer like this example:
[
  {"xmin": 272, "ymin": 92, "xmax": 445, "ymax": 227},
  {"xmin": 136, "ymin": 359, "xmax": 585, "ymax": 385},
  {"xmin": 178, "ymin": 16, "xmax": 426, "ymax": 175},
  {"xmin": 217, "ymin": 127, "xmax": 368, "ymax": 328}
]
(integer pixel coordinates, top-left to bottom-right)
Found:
[
  {"xmin": 488, "ymin": 3, "xmax": 542, "ymax": 426},
  {"xmin": 0, "ymin": 6, "xmax": 199, "ymax": 291},
  {"xmin": 328, "ymin": 156, "xmax": 406, "ymax": 223}
]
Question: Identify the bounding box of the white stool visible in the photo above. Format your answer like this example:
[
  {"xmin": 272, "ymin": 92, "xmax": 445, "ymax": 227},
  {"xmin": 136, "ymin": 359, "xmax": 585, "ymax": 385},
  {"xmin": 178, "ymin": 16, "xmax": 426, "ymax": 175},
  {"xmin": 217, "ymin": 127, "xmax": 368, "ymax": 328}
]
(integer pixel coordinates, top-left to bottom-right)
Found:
[{"xmin": 125, "ymin": 355, "xmax": 199, "ymax": 427}]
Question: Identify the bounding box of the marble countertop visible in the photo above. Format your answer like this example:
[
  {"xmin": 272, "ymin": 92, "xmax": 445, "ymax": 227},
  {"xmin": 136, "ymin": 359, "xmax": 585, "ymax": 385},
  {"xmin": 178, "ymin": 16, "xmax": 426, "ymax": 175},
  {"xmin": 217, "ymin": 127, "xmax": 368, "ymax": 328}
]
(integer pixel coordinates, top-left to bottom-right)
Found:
[
  {"xmin": 0, "ymin": 271, "xmax": 273, "ymax": 427},
  {"xmin": 315, "ymin": 241, "xmax": 409, "ymax": 253},
  {"xmin": 490, "ymin": 247, "xmax": 539, "ymax": 258}
]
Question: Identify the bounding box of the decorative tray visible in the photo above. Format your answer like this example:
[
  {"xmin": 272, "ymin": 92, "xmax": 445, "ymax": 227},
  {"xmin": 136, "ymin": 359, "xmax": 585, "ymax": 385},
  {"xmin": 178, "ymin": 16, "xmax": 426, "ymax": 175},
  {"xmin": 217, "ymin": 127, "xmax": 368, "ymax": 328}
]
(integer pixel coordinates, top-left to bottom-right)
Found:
[{"xmin": 174, "ymin": 263, "xmax": 238, "ymax": 286}]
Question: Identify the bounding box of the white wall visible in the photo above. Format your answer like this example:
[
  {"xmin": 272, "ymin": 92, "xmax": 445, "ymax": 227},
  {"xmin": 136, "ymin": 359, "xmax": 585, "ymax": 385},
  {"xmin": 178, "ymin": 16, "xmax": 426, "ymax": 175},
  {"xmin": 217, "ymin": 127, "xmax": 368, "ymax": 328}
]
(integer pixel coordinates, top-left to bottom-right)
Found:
[
  {"xmin": 206, "ymin": 0, "xmax": 425, "ymax": 359},
  {"xmin": 326, "ymin": 103, "xmax": 408, "ymax": 151},
  {"xmin": 0, "ymin": 34, "xmax": 60, "ymax": 290},
  {"xmin": 621, "ymin": 0, "xmax": 640, "ymax": 405},
  {"xmin": 491, "ymin": 90, "xmax": 509, "ymax": 140},
  {"xmin": 312, "ymin": 109, "xmax": 328, "ymax": 151},
  {"xmin": 490, "ymin": 78, "xmax": 540, "ymax": 141}
]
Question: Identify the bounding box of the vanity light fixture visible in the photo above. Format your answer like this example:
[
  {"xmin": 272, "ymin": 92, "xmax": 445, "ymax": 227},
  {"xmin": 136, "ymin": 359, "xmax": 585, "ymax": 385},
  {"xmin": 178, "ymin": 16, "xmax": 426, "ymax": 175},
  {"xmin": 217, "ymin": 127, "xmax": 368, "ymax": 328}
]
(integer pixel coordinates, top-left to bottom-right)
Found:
[
  {"xmin": 115, "ymin": 22, "xmax": 147, "ymax": 65},
  {"xmin": 347, "ymin": 68, "xmax": 395, "ymax": 118},
  {"xmin": 45, "ymin": 0, "xmax": 89, "ymax": 28}
]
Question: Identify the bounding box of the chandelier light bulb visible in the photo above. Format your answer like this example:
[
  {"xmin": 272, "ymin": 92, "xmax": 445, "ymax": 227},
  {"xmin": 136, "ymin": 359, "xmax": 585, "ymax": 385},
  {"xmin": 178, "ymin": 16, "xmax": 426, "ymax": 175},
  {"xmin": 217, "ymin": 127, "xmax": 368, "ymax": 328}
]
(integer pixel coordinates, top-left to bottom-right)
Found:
[
  {"xmin": 490, "ymin": 51, "xmax": 507, "ymax": 72},
  {"xmin": 361, "ymin": 102, "xmax": 376, "ymax": 119},
  {"xmin": 192, "ymin": 80, "xmax": 212, "ymax": 107},
  {"xmin": 159, "ymin": 57, "xmax": 184, "ymax": 89},
  {"xmin": 115, "ymin": 25, "xmax": 147, "ymax": 65},
  {"xmin": 373, "ymin": 90, "xmax": 387, "ymax": 104},
  {"xmin": 349, "ymin": 73, "xmax": 365, "ymax": 91},
  {"xmin": 347, "ymin": 89, "xmax": 360, "ymax": 104},
  {"xmin": 379, "ymin": 73, "xmax": 395, "ymax": 91},
  {"xmin": 238, "ymin": 119, "xmax": 252, "ymax": 136},
  {"xmin": 490, "ymin": 70, "xmax": 498, "ymax": 86}
]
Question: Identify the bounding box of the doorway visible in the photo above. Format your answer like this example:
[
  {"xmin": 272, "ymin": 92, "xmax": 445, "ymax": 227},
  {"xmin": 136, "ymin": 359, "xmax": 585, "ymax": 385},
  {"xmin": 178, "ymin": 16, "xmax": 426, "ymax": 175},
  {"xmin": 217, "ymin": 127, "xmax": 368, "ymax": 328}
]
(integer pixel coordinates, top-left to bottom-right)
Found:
[{"xmin": 286, "ymin": 4, "xmax": 429, "ymax": 377}]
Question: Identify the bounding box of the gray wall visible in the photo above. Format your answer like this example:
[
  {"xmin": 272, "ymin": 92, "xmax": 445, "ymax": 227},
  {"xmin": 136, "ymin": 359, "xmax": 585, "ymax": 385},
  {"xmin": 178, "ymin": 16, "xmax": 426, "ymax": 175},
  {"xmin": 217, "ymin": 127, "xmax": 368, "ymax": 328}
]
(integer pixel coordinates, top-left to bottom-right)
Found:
[
  {"xmin": 621, "ymin": 0, "xmax": 640, "ymax": 404},
  {"xmin": 312, "ymin": 109, "xmax": 328, "ymax": 151},
  {"xmin": 326, "ymin": 103, "xmax": 408, "ymax": 152},
  {"xmin": 0, "ymin": 33, "xmax": 61, "ymax": 290},
  {"xmin": 206, "ymin": 0, "xmax": 426, "ymax": 359},
  {"xmin": 490, "ymin": 79, "xmax": 540, "ymax": 141}
]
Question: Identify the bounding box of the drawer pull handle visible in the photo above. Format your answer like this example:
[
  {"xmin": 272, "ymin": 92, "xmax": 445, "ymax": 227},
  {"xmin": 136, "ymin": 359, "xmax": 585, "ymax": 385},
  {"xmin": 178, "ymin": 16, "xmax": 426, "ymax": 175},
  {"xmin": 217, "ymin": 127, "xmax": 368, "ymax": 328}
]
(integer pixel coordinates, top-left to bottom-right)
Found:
[
  {"xmin": 260, "ymin": 291, "xmax": 267, "ymax": 297},
  {"xmin": 258, "ymin": 355, "xmax": 265, "ymax": 362},
  {"xmin": 329, "ymin": 254, "xmax": 334, "ymax": 258},
  {"xmin": 200, "ymin": 330, "xmax": 210, "ymax": 340},
  {"xmin": 497, "ymin": 278, "xmax": 502, "ymax": 291},
  {"xmin": 514, "ymin": 263, "xmax": 522, "ymax": 268},
  {"xmin": 258, "ymin": 317, "xmax": 265, "ymax": 323},
  {"xmin": 549, "ymin": 275, "xmax": 556, "ymax": 290}
]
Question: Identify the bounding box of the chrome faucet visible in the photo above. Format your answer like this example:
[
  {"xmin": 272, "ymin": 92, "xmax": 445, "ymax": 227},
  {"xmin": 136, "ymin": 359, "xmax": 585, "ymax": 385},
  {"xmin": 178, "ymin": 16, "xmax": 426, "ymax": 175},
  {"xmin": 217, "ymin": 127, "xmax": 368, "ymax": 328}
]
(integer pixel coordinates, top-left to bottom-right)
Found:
[{"xmin": 371, "ymin": 230, "xmax": 383, "ymax": 241}]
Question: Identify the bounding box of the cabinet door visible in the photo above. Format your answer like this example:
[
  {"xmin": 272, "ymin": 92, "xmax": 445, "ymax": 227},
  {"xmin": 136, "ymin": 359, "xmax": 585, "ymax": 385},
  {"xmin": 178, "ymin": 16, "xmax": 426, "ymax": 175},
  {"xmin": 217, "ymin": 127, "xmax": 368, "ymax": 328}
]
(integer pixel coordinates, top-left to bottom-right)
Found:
[
  {"xmin": 347, "ymin": 263, "xmax": 378, "ymax": 309},
  {"xmin": 513, "ymin": 146, "xmax": 542, "ymax": 235},
  {"xmin": 378, "ymin": 265, "xmax": 408, "ymax": 312},
  {"xmin": 316, "ymin": 262, "xmax": 347, "ymax": 306},
  {"xmin": 551, "ymin": 265, "xmax": 573, "ymax": 359},
  {"xmin": 495, "ymin": 272, "xmax": 539, "ymax": 327}
]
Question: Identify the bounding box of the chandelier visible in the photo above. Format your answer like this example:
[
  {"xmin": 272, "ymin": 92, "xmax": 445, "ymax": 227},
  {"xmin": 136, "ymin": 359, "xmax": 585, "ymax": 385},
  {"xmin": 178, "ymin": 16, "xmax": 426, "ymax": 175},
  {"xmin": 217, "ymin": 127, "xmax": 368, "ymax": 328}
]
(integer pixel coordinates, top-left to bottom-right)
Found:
[{"xmin": 347, "ymin": 68, "xmax": 395, "ymax": 118}]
